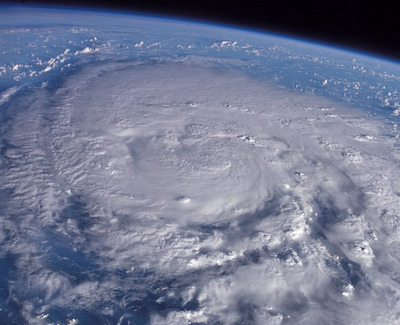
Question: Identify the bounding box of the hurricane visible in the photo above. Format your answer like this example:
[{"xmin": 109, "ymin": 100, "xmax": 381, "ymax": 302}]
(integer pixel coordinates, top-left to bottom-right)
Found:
[{"xmin": 1, "ymin": 6, "xmax": 400, "ymax": 325}]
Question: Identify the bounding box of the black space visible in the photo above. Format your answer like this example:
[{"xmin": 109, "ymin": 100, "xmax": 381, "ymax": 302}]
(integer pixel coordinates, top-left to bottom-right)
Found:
[{"xmin": 3, "ymin": 0, "xmax": 400, "ymax": 62}]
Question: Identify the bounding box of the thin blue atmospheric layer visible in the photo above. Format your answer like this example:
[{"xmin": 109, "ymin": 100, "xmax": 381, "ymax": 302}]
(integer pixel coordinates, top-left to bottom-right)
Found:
[{"xmin": 0, "ymin": 5, "xmax": 400, "ymax": 122}]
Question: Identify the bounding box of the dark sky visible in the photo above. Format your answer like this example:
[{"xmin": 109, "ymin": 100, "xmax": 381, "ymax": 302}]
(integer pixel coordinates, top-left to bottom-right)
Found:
[{"xmin": 4, "ymin": 0, "xmax": 400, "ymax": 62}]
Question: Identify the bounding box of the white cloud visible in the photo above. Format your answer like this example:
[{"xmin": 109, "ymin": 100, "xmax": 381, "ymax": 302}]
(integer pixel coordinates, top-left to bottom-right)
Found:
[{"xmin": 2, "ymin": 61, "xmax": 400, "ymax": 324}]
